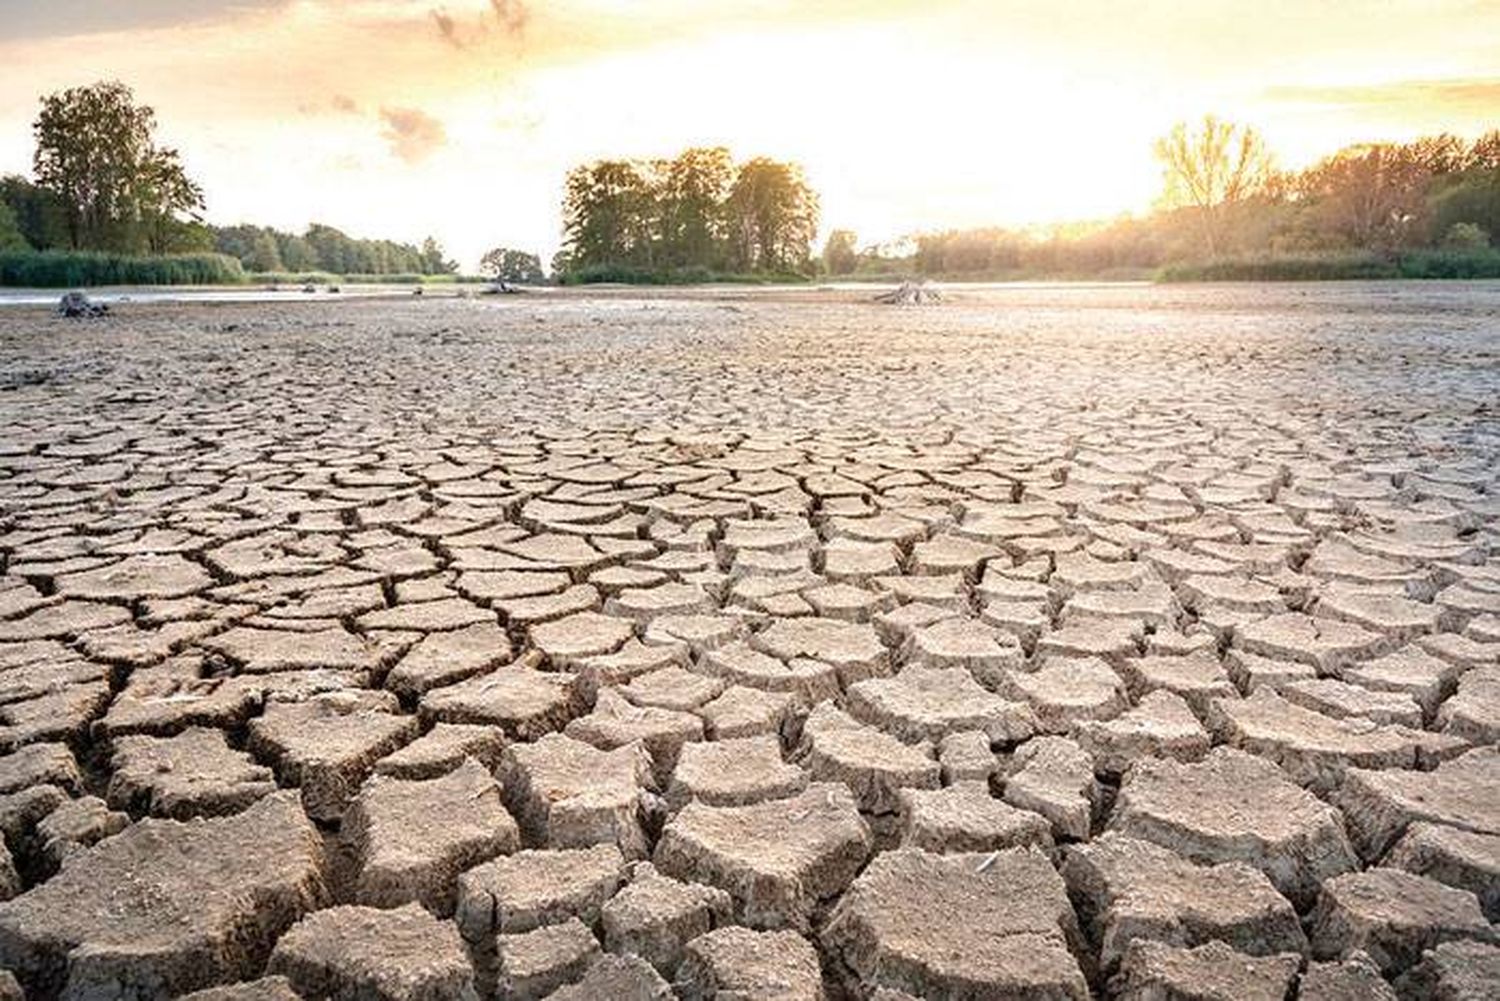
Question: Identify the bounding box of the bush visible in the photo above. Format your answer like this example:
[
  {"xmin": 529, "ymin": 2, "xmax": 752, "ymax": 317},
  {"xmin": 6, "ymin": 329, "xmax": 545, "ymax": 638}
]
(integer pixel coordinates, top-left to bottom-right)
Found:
[
  {"xmin": 1396, "ymin": 247, "xmax": 1500, "ymax": 279},
  {"xmin": 1160, "ymin": 252, "xmax": 1398, "ymax": 282},
  {"xmin": 1441, "ymin": 222, "xmax": 1491, "ymax": 250},
  {"xmin": 558, "ymin": 263, "xmax": 808, "ymax": 285},
  {"xmin": 0, "ymin": 250, "xmax": 245, "ymax": 287}
]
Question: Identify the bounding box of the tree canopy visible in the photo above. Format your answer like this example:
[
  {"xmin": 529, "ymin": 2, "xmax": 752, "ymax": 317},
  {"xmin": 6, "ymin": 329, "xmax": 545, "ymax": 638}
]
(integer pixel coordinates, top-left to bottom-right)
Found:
[
  {"xmin": 480, "ymin": 247, "xmax": 545, "ymax": 283},
  {"xmin": 560, "ymin": 147, "xmax": 818, "ymax": 279},
  {"xmin": 32, "ymin": 81, "xmax": 205, "ymax": 253}
]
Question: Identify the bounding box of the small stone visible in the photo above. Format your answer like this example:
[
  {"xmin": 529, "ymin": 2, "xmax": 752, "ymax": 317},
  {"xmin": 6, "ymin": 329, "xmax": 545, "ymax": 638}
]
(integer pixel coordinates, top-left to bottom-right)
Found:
[{"xmin": 268, "ymin": 903, "xmax": 477, "ymax": 1001}]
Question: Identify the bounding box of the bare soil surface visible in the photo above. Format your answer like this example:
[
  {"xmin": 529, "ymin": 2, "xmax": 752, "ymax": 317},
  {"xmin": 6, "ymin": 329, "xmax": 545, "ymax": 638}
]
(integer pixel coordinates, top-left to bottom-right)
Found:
[{"xmin": 0, "ymin": 282, "xmax": 1496, "ymax": 999}]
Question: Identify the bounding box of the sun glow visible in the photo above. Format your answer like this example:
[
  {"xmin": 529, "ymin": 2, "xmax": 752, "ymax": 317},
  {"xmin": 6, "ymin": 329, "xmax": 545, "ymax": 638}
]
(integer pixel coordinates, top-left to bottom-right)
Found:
[{"xmin": 0, "ymin": 0, "xmax": 1496, "ymax": 269}]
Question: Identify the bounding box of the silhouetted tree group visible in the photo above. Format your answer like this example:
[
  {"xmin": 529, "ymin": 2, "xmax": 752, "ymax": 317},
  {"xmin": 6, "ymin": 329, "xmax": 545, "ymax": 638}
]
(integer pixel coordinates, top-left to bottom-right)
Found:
[
  {"xmin": 908, "ymin": 121, "xmax": 1500, "ymax": 277},
  {"xmin": 558, "ymin": 147, "xmax": 819, "ymax": 279}
]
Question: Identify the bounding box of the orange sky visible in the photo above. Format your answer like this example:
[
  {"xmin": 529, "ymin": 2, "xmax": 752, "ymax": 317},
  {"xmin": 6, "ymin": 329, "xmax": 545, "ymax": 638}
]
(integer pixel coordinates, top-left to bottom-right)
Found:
[{"xmin": 1, "ymin": 0, "xmax": 1496, "ymax": 268}]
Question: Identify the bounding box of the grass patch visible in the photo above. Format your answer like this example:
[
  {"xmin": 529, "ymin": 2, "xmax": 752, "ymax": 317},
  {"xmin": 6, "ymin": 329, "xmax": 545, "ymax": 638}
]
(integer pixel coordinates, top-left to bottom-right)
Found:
[
  {"xmin": 0, "ymin": 250, "xmax": 245, "ymax": 287},
  {"xmin": 1159, "ymin": 248, "xmax": 1500, "ymax": 282},
  {"xmin": 558, "ymin": 263, "xmax": 810, "ymax": 286}
]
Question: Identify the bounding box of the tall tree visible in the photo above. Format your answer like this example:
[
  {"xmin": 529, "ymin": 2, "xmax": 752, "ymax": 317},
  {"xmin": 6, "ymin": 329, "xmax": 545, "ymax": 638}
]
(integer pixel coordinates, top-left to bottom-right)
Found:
[
  {"xmin": 1154, "ymin": 115, "xmax": 1272, "ymax": 257},
  {"xmin": 1299, "ymin": 144, "xmax": 1431, "ymax": 249},
  {"xmin": 562, "ymin": 160, "xmax": 659, "ymax": 269},
  {"xmin": 725, "ymin": 158, "xmax": 819, "ymax": 272},
  {"xmin": 33, "ymin": 81, "xmax": 204, "ymax": 252},
  {"xmin": 0, "ymin": 175, "xmax": 68, "ymax": 250},
  {"xmin": 661, "ymin": 147, "xmax": 732, "ymax": 268},
  {"xmin": 822, "ymin": 229, "xmax": 858, "ymax": 275},
  {"xmin": 480, "ymin": 247, "xmax": 545, "ymax": 283},
  {"xmin": 0, "ymin": 201, "xmax": 28, "ymax": 252}
]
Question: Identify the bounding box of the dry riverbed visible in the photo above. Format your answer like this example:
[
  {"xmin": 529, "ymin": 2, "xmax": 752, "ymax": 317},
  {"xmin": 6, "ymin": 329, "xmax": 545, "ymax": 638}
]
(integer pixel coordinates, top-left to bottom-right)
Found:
[{"xmin": 0, "ymin": 283, "xmax": 1496, "ymax": 999}]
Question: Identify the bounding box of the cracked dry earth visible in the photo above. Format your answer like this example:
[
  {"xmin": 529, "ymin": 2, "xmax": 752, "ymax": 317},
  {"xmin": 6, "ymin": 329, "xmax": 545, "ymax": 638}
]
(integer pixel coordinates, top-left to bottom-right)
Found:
[{"xmin": 0, "ymin": 283, "xmax": 1496, "ymax": 1001}]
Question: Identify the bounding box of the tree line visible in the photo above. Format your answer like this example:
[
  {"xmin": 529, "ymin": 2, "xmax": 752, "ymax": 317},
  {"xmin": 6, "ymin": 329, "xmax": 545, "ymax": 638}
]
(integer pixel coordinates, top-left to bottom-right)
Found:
[
  {"xmin": 0, "ymin": 81, "xmax": 457, "ymax": 277},
  {"xmin": 554, "ymin": 147, "xmax": 819, "ymax": 281},
  {"xmin": 862, "ymin": 120, "xmax": 1500, "ymax": 280}
]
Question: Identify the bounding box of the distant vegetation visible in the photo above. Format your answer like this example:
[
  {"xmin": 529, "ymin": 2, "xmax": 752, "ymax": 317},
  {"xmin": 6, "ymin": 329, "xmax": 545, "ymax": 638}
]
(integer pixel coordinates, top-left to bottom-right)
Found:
[
  {"xmin": 3, "ymin": 80, "xmax": 1497, "ymax": 288},
  {"xmin": 554, "ymin": 147, "xmax": 819, "ymax": 283},
  {"xmin": 844, "ymin": 120, "xmax": 1500, "ymax": 282},
  {"xmin": 0, "ymin": 81, "xmax": 462, "ymax": 286}
]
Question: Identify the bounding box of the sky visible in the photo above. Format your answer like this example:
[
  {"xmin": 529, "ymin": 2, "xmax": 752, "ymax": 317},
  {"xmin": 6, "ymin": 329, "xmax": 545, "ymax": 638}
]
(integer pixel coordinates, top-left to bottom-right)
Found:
[{"xmin": 1, "ymin": 0, "xmax": 1497, "ymax": 270}]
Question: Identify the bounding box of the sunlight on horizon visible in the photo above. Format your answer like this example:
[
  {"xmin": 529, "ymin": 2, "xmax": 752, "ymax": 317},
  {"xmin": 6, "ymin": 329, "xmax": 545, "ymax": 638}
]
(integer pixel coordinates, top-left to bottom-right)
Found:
[{"xmin": 1, "ymin": 0, "xmax": 1496, "ymax": 268}]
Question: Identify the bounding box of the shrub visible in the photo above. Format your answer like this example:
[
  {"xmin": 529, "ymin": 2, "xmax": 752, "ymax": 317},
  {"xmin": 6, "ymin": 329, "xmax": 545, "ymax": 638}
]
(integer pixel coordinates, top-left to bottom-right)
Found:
[
  {"xmin": 1441, "ymin": 222, "xmax": 1490, "ymax": 250},
  {"xmin": 0, "ymin": 250, "xmax": 244, "ymax": 287}
]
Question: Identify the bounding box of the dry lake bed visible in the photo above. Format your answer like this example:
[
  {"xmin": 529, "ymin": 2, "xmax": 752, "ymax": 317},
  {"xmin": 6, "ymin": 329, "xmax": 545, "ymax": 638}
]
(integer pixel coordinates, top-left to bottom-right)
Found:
[{"xmin": 0, "ymin": 282, "xmax": 1496, "ymax": 1000}]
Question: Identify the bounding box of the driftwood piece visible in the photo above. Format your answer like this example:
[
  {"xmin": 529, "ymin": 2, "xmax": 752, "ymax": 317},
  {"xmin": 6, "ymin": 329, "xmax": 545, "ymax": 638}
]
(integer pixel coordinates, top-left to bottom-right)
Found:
[
  {"xmin": 57, "ymin": 292, "xmax": 108, "ymax": 318},
  {"xmin": 875, "ymin": 281, "xmax": 943, "ymax": 306}
]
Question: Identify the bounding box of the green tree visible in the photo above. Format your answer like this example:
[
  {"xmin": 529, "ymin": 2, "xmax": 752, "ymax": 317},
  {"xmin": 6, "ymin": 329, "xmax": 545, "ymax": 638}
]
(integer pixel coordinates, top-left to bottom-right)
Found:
[
  {"xmin": 725, "ymin": 158, "xmax": 819, "ymax": 272},
  {"xmin": 419, "ymin": 236, "xmax": 456, "ymax": 274},
  {"xmin": 562, "ymin": 160, "xmax": 660, "ymax": 268},
  {"xmin": 661, "ymin": 147, "xmax": 732, "ymax": 268},
  {"xmin": 822, "ymin": 229, "xmax": 858, "ymax": 275},
  {"xmin": 0, "ymin": 175, "xmax": 67, "ymax": 250},
  {"xmin": 275, "ymin": 231, "xmax": 318, "ymax": 272},
  {"xmin": 32, "ymin": 81, "xmax": 204, "ymax": 252},
  {"xmin": 1298, "ymin": 144, "xmax": 1431, "ymax": 249},
  {"xmin": 1154, "ymin": 115, "xmax": 1272, "ymax": 257},
  {"xmin": 480, "ymin": 247, "xmax": 545, "ymax": 283},
  {"xmin": 0, "ymin": 201, "xmax": 29, "ymax": 252}
]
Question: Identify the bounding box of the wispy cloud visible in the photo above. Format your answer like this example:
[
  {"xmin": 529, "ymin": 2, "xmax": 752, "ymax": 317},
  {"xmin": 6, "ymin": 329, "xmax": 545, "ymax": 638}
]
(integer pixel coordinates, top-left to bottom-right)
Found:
[
  {"xmin": 490, "ymin": 0, "xmax": 528, "ymax": 36},
  {"xmin": 430, "ymin": 7, "xmax": 464, "ymax": 48},
  {"xmin": 379, "ymin": 106, "xmax": 448, "ymax": 164},
  {"xmin": 1266, "ymin": 77, "xmax": 1500, "ymax": 115}
]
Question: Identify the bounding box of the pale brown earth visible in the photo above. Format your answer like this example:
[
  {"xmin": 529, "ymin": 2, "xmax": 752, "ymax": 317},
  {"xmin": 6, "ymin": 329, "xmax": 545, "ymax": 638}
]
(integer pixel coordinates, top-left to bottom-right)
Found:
[{"xmin": 0, "ymin": 281, "xmax": 1497, "ymax": 999}]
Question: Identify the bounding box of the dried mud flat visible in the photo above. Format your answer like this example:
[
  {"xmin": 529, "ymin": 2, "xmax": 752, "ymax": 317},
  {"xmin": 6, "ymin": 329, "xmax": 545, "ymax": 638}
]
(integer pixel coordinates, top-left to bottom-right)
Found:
[{"xmin": 0, "ymin": 282, "xmax": 1496, "ymax": 1000}]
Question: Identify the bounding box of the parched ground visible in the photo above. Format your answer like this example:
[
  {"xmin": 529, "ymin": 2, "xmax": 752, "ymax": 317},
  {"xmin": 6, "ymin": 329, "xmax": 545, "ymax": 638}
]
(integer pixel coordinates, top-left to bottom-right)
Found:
[{"xmin": 0, "ymin": 283, "xmax": 1496, "ymax": 1000}]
